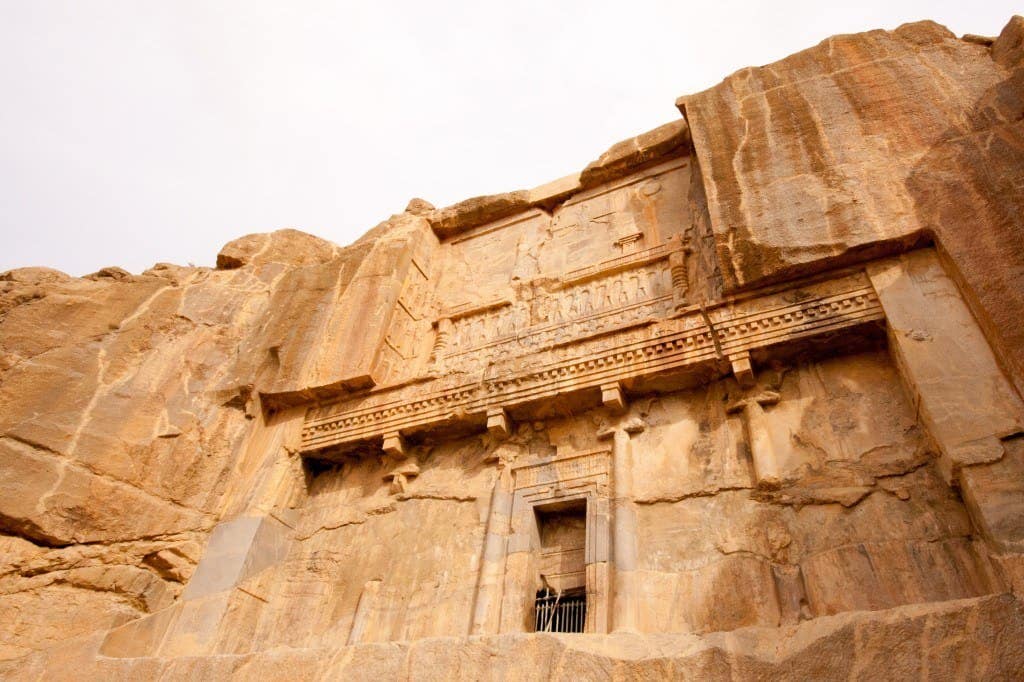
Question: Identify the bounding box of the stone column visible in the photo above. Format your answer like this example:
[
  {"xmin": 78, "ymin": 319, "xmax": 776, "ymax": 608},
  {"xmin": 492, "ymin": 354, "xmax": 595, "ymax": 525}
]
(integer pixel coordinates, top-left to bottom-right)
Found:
[
  {"xmin": 600, "ymin": 418, "xmax": 644, "ymax": 633},
  {"xmin": 498, "ymin": 489, "xmax": 541, "ymax": 633},
  {"xmin": 868, "ymin": 250, "xmax": 1024, "ymax": 566},
  {"xmin": 347, "ymin": 579, "xmax": 382, "ymax": 645},
  {"xmin": 726, "ymin": 390, "xmax": 782, "ymax": 488},
  {"xmin": 584, "ymin": 494, "xmax": 612, "ymax": 634},
  {"xmin": 431, "ymin": 316, "xmax": 453, "ymax": 363},
  {"xmin": 612, "ymin": 428, "xmax": 638, "ymax": 632},
  {"xmin": 469, "ymin": 466, "xmax": 514, "ymax": 635}
]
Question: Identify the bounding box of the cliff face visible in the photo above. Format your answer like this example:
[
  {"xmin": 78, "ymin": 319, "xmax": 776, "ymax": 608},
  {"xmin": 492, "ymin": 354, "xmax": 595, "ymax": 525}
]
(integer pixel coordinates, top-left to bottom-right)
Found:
[
  {"xmin": 683, "ymin": 17, "xmax": 1024, "ymax": 394},
  {"xmin": 2, "ymin": 17, "xmax": 1024, "ymax": 681}
]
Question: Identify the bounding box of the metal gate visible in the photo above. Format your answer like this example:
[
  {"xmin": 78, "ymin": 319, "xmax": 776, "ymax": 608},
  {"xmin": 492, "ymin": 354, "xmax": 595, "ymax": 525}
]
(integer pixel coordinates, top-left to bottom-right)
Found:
[{"xmin": 534, "ymin": 588, "xmax": 586, "ymax": 633}]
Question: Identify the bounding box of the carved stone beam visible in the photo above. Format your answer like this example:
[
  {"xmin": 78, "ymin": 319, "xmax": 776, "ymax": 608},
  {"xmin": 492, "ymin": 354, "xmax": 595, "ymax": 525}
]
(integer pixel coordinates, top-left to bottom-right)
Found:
[
  {"xmin": 486, "ymin": 407, "xmax": 511, "ymax": 439},
  {"xmin": 382, "ymin": 431, "xmax": 407, "ymax": 458},
  {"xmin": 729, "ymin": 351, "xmax": 755, "ymax": 389},
  {"xmin": 601, "ymin": 382, "xmax": 627, "ymax": 414},
  {"xmin": 726, "ymin": 390, "xmax": 782, "ymax": 489},
  {"xmin": 383, "ymin": 460, "xmax": 420, "ymax": 494}
]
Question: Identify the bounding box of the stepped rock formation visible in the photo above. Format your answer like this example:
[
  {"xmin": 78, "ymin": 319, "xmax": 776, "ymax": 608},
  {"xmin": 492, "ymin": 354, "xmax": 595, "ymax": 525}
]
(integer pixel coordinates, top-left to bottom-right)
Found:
[{"xmin": 2, "ymin": 17, "xmax": 1024, "ymax": 680}]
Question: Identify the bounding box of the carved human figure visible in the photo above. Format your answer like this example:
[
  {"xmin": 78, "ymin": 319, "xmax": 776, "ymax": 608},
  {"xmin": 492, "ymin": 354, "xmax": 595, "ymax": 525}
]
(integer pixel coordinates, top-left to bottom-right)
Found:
[
  {"xmin": 549, "ymin": 294, "xmax": 564, "ymax": 323},
  {"xmin": 568, "ymin": 291, "xmax": 580, "ymax": 317},
  {"xmin": 534, "ymin": 295, "xmax": 551, "ymax": 325},
  {"xmin": 635, "ymin": 274, "xmax": 648, "ymax": 301},
  {"xmin": 647, "ymin": 267, "xmax": 662, "ymax": 297},
  {"xmin": 615, "ymin": 276, "xmax": 628, "ymax": 306},
  {"xmin": 581, "ymin": 288, "xmax": 593, "ymax": 314}
]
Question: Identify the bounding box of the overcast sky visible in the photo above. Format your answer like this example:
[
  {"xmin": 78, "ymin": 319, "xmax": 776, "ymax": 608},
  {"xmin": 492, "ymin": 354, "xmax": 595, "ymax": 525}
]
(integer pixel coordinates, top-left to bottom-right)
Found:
[{"xmin": 1, "ymin": 1, "xmax": 1019, "ymax": 275}]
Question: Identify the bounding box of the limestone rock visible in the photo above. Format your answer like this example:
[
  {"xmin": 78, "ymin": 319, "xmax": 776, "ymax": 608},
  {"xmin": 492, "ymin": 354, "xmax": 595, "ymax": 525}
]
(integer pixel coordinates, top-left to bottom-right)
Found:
[
  {"xmin": 0, "ymin": 266, "xmax": 70, "ymax": 285},
  {"xmin": 2, "ymin": 15, "xmax": 1024, "ymax": 680},
  {"xmin": 426, "ymin": 190, "xmax": 531, "ymax": 238},
  {"xmin": 992, "ymin": 14, "xmax": 1024, "ymax": 66},
  {"xmin": 681, "ymin": 17, "xmax": 1024, "ymax": 393},
  {"xmin": 3, "ymin": 595, "xmax": 1022, "ymax": 679},
  {"xmin": 216, "ymin": 228, "xmax": 340, "ymax": 269},
  {"xmin": 579, "ymin": 119, "xmax": 690, "ymax": 189},
  {"xmin": 526, "ymin": 172, "xmax": 582, "ymax": 210},
  {"xmin": 85, "ymin": 266, "xmax": 132, "ymax": 281},
  {"xmin": 403, "ymin": 198, "xmax": 435, "ymax": 216}
]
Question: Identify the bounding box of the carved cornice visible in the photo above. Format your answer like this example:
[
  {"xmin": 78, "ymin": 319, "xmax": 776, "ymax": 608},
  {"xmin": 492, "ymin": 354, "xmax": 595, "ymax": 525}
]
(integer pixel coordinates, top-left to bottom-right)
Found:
[{"xmin": 302, "ymin": 272, "xmax": 883, "ymax": 455}]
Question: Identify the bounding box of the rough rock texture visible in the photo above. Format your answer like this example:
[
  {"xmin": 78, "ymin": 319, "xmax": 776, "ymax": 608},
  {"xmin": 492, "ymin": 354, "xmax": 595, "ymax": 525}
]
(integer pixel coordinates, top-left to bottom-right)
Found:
[
  {"xmin": 3, "ymin": 16, "xmax": 1024, "ymax": 681},
  {"xmin": 579, "ymin": 119, "xmax": 690, "ymax": 190},
  {"xmin": 216, "ymin": 228, "xmax": 341, "ymax": 270},
  {"xmin": 0, "ymin": 228, "xmax": 378, "ymax": 659},
  {"xmin": 682, "ymin": 17, "xmax": 1024, "ymax": 393},
  {"xmin": 2, "ymin": 595, "xmax": 1022, "ymax": 680},
  {"xmin": 426, "ymin": 191, "xmax": 533, "ymax": 238}
]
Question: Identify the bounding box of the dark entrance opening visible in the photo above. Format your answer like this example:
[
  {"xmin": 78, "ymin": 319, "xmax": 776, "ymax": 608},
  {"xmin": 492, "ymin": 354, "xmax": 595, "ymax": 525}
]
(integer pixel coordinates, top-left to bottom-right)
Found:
[{"xmin": 533, "ymin": 499, "xmax": 587, "ymax": 633}]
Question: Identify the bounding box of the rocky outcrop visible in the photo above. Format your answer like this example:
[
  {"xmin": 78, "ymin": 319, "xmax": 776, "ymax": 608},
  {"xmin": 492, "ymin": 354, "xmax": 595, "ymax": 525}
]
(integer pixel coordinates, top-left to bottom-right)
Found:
[
  {"xmin": 579, "ymin": 119, "xmax": 690, "ymax": 190},
  {"xmin": 0, "ymin": 228, "xmax": 360, "ymax": 659},
  {"xmin": 681, "ymin": 17, "xmax": 1024, "ymax": 393},
  {"xmin": 3, "ymin": 15, "xmax": 1024, "ymax": 681},
  {"xmin": 216, "ymin": 229, "xmax": 341, "ymax": 270},
  {"xmin": 426, "ymin": 191, "xmax": 533, "ymax": 239}
]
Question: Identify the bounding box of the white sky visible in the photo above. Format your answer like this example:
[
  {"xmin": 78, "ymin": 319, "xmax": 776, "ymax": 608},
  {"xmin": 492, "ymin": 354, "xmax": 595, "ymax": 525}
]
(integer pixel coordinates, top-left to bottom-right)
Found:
[{"xmin": 1, "ymin": 1, "xmax": 1019, "ymax": 275}]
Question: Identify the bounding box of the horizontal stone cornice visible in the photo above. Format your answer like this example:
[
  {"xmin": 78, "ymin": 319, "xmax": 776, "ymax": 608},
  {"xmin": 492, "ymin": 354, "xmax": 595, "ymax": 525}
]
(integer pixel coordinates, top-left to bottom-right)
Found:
[{"xmin": 302, "ymin": 270, "xmax": 882, "ymax": 455}]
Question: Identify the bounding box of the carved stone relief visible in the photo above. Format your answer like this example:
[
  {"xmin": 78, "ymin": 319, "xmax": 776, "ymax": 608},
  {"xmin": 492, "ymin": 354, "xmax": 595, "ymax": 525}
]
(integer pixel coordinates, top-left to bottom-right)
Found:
[
  {"xmin": 375, "ymin": 252, "xmax": 434, "ymax": 384},
  {"xmin": 437, "ymin": 210, "xmax": 549, "ymax": 305},
  {"xmin": 540, "ymin": 157, "xmax": 690, "ymax": 276},
  {"xmin": 303, "ymin": 271, "xmax": 883, "ymax": 455},
  {"xmin": 440, "ymin": 254, "xmax": 676, "ymax": 369}
]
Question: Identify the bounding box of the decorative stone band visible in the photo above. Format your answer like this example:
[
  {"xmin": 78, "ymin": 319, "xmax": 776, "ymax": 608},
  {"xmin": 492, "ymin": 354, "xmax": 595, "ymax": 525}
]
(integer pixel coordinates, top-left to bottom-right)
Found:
[
  {"xmin": 439, "ymin": 240, "xmax": 680, "ymax": 361},
  {"xmin": 514, "ymin": 449, "xmax": 612, "ymax": 490},
  {"xmin": 442, "ymin": 294, "xmax": 674, "ymax": 361},
  {"xmin": 301, "ymin": 272, "xmax": 883, "ymax": 455}
]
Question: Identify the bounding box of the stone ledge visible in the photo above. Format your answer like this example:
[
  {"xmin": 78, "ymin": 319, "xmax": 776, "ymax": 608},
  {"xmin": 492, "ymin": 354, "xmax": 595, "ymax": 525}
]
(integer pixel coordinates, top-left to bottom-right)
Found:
[{"xmin": 6, "ymin": 594, "xmax": 1022, "ymax": 680}]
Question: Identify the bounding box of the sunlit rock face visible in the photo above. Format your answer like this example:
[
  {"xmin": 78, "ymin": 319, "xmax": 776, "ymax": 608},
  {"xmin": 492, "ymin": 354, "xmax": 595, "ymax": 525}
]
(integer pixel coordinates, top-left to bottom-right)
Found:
[
  {"xmin": 3, "ymin": 17, "xmax": 1024, "ymax": 680},
  {"xmin": 682, "ymin": 17, "xmax": 1024, "ymax": 396}
]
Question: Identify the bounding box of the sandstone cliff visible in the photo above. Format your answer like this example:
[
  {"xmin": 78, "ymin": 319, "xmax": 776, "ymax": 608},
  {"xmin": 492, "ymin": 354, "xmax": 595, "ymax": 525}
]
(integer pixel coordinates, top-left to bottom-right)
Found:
[{"xmin": 1, "ymin": 16, "xmax": 1023, "ymax": 681}]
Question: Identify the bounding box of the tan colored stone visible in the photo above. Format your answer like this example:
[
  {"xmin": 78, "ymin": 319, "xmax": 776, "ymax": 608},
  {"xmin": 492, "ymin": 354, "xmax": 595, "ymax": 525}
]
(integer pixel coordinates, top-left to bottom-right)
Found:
[
  {"xmin": 682, "ymin": 17, "xmax": 1024, "ymax": 396},
  {"xmin": 526, "ymin": 172, "xmax": 582, "ymax": 210},
  {"xmin": 426, "ymin": 190, "xmax": 532, "ymax": 238},
  {"xmin": 215, "ymin": 228, "xmax": 339, "ymax": 269},
  {"xmin": 867, "ymin": 250, "xmax": 1024, "ymax": 482},
  {"xmin": 2, "ymin": 16, "xmax": 1024, "ymax": 678},
  {"xmin": 5, "ymin": 596, "xmax": 1024, "ymax": 679},
  {"xmin": 403, "ymin": 197, "xmax": 435, "ymax": 216},
  {"xmin": 85, "ymin": 266, "xmax": 132, "ymax": 281},
  {"xmin": 579, "ymin": 119, "xmax": 690, "ymax": 190}
]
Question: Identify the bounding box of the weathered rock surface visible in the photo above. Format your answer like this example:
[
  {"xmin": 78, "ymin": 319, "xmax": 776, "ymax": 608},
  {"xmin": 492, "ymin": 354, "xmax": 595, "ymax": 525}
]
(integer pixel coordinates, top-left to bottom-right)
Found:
[
  {"xmin": 682, "ymin": 17, "xmax": 1024, "ymax": 393},
  {"xmin": 2, "ymin": 595, "xmax": 1021, "ymax": 680},
  {"xmin": 0, "ymin": 228, "xmax": 359, "ymax": 659},
  {"xmin": 2, "ymin": 15, "xmax": 1024, "ymax": 681},
  {"xmin": 426, "ymin": 191, "xmax": 533, "ymax": 238},
  {"xmin": 579, "ymin": 118, "xmax": 690, "ymax": 189},
  {"xmin": 216, "ymin": 228, "xmax": 341, "ymax": 269}
]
